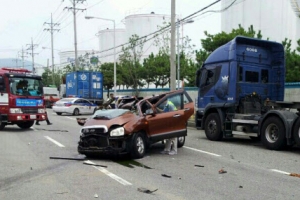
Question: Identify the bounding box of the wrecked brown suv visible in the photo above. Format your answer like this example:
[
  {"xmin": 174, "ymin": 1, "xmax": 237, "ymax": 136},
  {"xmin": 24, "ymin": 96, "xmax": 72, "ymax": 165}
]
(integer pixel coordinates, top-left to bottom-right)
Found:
[{"xmin": 76, "ymin": 89, "xmax": 194, "ymax": 159}]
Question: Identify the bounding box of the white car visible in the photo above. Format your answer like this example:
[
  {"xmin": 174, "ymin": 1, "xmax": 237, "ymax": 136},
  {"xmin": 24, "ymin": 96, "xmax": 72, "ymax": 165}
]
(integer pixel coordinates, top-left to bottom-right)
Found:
[{"xmin": 52, "ymin": 98, "xmax": 98, "ymax": 116}]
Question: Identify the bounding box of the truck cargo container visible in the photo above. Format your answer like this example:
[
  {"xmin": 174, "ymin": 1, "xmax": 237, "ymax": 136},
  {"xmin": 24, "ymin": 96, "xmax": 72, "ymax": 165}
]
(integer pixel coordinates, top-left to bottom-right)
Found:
[{"xmin": 66, "ymin": 71, "xmax": 103, "ymax": 104}]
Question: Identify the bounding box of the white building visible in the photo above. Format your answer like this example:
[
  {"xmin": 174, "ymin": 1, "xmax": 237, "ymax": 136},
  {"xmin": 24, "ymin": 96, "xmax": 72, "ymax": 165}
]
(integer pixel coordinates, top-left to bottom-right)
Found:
[{"xmin": 221, "ymin": 0, "xmax": 300, "ymax": 49}]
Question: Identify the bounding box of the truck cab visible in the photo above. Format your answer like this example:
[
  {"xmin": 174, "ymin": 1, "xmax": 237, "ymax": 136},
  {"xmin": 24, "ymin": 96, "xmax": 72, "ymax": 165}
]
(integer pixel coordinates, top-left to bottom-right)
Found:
[{"xmin": 195, "ymin": 36, "xmax": 286, "ymax": 143}]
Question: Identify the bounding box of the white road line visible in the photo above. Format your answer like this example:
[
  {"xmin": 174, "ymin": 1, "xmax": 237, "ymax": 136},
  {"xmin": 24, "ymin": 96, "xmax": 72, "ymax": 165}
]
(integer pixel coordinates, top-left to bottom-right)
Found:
[
  {"xmin": 271, "ymin": 169, "xmax": 291, "ymax": 175},
  {"xmin": 86, "ymin": 161, "xmax": 131, "ymax": 186},
  {"xmin": 184, "ymin": 146, "xmax": 221, "ymax": 157},
  {"xmin": 44, "ymin": 136, "xmax": 65, "ymax": 147},
  {"xmin": 65, "ymin": 117, "xmax": 75, "ymax": 120}
]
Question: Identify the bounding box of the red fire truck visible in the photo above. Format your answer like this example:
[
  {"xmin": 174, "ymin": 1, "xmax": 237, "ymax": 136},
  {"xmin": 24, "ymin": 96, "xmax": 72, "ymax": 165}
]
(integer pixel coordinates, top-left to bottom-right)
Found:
[{"xmin": 0, "ymin": 68, "xmax": 47, "ymax": 130}]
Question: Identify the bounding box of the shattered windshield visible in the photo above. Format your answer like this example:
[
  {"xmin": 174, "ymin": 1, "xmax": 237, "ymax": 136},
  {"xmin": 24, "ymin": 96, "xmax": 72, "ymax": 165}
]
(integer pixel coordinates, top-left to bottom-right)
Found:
[
  {"xmin": 9, "ymin": 77, "xmax": 43, "ymax": 97},
  {"xmin": 92, "ymin": 109, "xmax": 131, "ymax": 120}
]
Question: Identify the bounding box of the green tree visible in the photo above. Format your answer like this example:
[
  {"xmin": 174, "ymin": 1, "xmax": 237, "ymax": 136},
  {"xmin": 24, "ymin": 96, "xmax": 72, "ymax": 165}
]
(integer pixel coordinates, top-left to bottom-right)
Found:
[
  {"xmin": 119, "ymin": 34, "xmax": 146, "ymax": 95},
  {"xmin": 283, "ymin": 38, "xmax": 300, "ymax": 82}
]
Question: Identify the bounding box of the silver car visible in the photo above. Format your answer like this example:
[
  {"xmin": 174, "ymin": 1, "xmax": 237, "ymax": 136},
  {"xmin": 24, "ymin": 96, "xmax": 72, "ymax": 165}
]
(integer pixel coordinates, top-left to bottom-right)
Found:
[{"xmin": 52, "ymin": 98, "xmax": 98, "ymax": 116}]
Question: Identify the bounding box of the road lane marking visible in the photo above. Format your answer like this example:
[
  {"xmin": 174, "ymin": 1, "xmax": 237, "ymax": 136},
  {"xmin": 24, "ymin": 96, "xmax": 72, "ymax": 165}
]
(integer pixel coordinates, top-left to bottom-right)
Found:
[
  {"xmin": 44, "ymin": 136, "xmax": 65, "ymax": 147},
  {"xmin": 86, "ymin": 161, "xmax": 132, "ymax": 186},
  {"xmin": 66, "ymin": 117, "xmax": 75, "ymax": 120},
  {"xmin": 184, "ymin": 146, "xmax": 221, "ymax": 157},
  {"xmin": 271, "ymin": 169, "xmax": 290, "ymax": 175}
]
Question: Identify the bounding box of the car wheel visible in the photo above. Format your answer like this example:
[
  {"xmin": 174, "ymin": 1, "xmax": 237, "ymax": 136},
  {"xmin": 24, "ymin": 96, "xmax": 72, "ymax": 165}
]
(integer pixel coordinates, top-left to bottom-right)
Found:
[
  {"xmin": 129, "ymin": 132, "xmax": 146, "ymax": 159},
  {"xmin": 204, "ymin": 113, "xmax": 223, "ymax": 141},
  {"xmin": 73, "ymin": 108, "xmax": 80, "ymax": 116},
  {"xmin": 261, "ymin": 116, "xmax": 286, "ymax": 150},
  {"xmin": 56, "ymin": 112, "xmax": 62, "ymax": 115},
  {"xmin": 293, "ymin": 117, "xmax": 300, "ymax": 146},
  {"xmin": 177, "ymin": 136, "xmax": 185, "ymax": 148}
]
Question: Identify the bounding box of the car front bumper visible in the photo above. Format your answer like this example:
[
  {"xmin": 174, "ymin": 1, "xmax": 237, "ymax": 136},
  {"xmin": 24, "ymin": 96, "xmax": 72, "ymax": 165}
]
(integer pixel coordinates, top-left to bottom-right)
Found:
[{"xmin": 78, "ymin": 134, "xmax": 130, "ymax": 155}]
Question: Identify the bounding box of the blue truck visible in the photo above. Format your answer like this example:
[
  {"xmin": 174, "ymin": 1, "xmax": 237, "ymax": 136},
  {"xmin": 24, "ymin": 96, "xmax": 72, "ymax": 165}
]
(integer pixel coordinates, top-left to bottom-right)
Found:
[
  {"xmin": 195, "ymin": 36, "xmax": 300, "ymax": 150},
  {"xmin": 66, "ymin": 71, "xmax": 103, "ymax": 104}
]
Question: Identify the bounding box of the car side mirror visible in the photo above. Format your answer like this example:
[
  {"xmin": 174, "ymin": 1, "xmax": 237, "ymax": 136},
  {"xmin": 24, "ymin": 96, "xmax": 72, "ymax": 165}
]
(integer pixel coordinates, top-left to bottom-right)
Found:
[{"xmin": 76, "ymin": 118, "xmax": 87, "ymax": 126}]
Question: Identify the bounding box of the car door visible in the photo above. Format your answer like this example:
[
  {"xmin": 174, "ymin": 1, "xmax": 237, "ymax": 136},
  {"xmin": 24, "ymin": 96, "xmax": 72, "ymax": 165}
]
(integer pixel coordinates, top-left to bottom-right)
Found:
[
  {"xmin": 74, "ymin": 99, "xmax": 85, "ymax": 114},
  {"xmin": 83, "ymin": 99, "xmax": 95, "ymax": 114},
  {"xmin": 146, "ymin": 92, "xmax": 186, "ymax": 141}
]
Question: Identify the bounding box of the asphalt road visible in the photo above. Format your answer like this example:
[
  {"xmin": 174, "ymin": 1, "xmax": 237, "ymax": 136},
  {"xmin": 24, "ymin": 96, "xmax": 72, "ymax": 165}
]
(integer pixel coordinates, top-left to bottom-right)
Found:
[{"xmin": 0, "ymin": 110, "xmax": 300, "ymax": 200}]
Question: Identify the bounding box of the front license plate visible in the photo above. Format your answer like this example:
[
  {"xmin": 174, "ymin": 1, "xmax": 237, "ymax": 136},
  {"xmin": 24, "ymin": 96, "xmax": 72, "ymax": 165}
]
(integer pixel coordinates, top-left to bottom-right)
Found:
[{"xmin": 30, "ymin": 115, "xmax": 36, "ymax": 119}]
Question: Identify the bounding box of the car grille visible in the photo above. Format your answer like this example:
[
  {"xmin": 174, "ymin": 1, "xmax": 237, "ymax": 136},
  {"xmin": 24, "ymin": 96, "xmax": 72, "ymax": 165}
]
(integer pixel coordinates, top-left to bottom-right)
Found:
[
  {"xmin": 83, "ymin": 128, "xmax": 107, "ymax": 136},
  {"xmin": 22, "ymin": 108, "xmax": 38, "ymax": 114}
]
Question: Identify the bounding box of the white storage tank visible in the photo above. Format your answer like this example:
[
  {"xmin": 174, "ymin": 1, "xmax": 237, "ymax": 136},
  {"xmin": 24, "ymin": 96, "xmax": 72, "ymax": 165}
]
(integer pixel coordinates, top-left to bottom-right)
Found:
[
  {"xmin": 59, "ymin": 50, "xmax": 94, "ymax": 70},
  {"xmin": 97, "ymin": 28, "xmax": 126, "ymax": 64},
  {"xmin": 221, "ymin": 0, "xmax": 300, "ymax": 49},
  {"xmin": 124, "ymin": 12, "xmax": 171, "ymax": 61}
]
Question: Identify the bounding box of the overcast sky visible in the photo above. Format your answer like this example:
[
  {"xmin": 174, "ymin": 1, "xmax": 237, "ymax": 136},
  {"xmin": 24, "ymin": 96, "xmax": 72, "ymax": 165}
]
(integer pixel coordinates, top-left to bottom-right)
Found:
[{"xmin": 0, "ymin": 0, "xmax": 221, "ymax": 67}]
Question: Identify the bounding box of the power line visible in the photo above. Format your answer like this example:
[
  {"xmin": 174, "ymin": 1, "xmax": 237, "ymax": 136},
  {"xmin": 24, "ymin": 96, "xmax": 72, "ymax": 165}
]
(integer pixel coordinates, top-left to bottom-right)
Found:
[{"xmin": 26, "ymin": 38, "xmax": 39, "ymax": 74}]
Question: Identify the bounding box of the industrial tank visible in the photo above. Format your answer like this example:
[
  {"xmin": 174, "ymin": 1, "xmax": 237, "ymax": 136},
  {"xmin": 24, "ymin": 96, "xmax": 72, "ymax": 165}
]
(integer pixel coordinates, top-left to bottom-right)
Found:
[
  {"xmin": 97, "ymin": 28, "xmax": 126, "ymax": 64},
  {"xmin": 124, "ymin": 13, "xmax": 171, "ymax": 61},
  {"xmin": 221, "ymin": 0, "xmax": 300, "ymax": 49}
]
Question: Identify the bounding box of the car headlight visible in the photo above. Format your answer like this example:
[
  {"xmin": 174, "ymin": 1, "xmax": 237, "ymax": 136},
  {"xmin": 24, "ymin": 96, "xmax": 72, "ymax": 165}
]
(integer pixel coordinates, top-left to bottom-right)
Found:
[
  {"xmin": 110, "ymin": 127, "xmax": 124, "ymax": 136},
  {"xmin": 38, "ymin": 109, "xmax": 46, "ymax": 113},
  {"xmin": 10, "ymin": 108, "xmax": 23, "ymax": 113}
]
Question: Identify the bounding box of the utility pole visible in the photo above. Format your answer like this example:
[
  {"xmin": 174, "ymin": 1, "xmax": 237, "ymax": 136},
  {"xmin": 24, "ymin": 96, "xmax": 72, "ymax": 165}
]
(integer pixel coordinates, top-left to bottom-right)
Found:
[
  {"xmin": 170, "ymin": 0, "xmax": 176, "ymax": 91},
  {"xmin": 19, "ymin": 47, "xmax": 28, "ymax": 69},
  {"xmin": 26, "ymin": 38, "xmax": 38, "ymax": 74},
  {"xmin": 44, "ymin": 13, "xmax": 60, "ymax": 85},
  {"xmin": 64, "ymin": 0, "xmax": 86, "ymax": 71}
]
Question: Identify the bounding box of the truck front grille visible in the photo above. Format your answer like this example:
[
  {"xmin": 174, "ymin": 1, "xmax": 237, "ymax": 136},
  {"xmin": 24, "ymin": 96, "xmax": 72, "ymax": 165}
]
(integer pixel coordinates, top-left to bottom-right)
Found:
[{"xmin": 22, "ymin": 108, "xmax": 38, "ymax": 114}]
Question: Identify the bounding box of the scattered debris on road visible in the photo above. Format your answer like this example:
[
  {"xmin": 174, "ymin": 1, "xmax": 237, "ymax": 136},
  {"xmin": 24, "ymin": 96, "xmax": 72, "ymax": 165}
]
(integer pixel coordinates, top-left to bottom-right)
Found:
[
  {"xmin": 49, "ymin": 156, "xmax": 86, "ymax": 161},
  {"xmin": 94, "ymin": 194, "xmax": 98, "ymax": 198},
  {"xmin": 219, "ymin": 169, "xmax": 227, "ymax": 174},
  {"xmin": 137, "ymin": 187, "xmax": 158, "ymax": 194},
  {"xmin": 239, "ymin": 186, "xmax": 243, "ymax": 188},
  {"xmin": 83, "ymin": 160, "xmax": 107, "ymax": 168},
  {"xmin": 161, "ymin": 174, "xmax": 172, "ymax": 178},
  {"xmin": 290, "ymin": 173, "xmax": 300, "ymax": 178},
  {"xmin": 194, "ymin": 165, "xmax": 204, "ymax": 167}
]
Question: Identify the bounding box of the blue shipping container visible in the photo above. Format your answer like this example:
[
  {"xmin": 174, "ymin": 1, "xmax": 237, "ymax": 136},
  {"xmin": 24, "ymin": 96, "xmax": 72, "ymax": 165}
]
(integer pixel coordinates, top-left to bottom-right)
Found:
[{"xmin": 66, "ymin": 71, "xmax": 103, "ymax": 99}]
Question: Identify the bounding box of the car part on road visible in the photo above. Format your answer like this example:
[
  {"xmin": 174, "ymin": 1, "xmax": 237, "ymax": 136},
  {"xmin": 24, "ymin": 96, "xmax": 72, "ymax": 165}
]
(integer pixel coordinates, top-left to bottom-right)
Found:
[
  {"xmin": 83, "ymin": 160, "xmax": 107, "ymax": 168},
  {"xmin": 137, "ymin": 187, "xmax": 158, "ymax": 194},
  {"xmin": 49, "ymin": 156, "xmax": 86, "ymax": 161},
  {"xmin": 161, "ymin": 174, "xmax": 172, "ymax": 178}
]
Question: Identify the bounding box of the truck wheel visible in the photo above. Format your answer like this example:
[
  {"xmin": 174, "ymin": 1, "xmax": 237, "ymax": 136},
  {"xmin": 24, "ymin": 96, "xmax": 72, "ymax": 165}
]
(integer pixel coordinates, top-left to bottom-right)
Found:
[
  {"xmin": 129, "ymin": 132, "xmax": 146, "ymax": 159},
  {"xmin": 292, "ymin": 117, "xmax": 300, "ymax": 146},
  {"xmin": 177, "ymin": 136, "xmax": 185, "ymax": 148},
  {"xmin": 73, "ymin": 108, "xmax": 80, "ymax": 116},
  {"xmin": 17, "ymin": 121, "xmax": 34, "ymax": 129},
  {"xmin": 261, "ymin": 116, "xmax": 286, "ymax": 150},
  {"xmin": 204, "ymin": 113, "xmax": 223, "ymax": 141},
  {"xmin": 0, "ymin": 120, "xmax": 5, "ymax": 130},
  {"xmin": 56, "ymin": 112, "xmax": 62, "ymax": 115}
]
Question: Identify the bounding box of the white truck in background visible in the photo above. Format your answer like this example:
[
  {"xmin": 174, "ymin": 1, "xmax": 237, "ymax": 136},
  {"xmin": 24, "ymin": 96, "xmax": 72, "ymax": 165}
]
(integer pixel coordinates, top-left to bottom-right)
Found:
[{"xmin": 43, "ymin": 86, "xmax": 60, "ymax": 108}]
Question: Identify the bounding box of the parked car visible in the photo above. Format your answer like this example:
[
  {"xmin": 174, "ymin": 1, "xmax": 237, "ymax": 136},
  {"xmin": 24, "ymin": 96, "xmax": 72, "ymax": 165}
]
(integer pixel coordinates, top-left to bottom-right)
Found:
[
  {"xmin": 76, "ymin": 89, "xmax": 194, "ymax": 159},
  {"xmin": 52, "ymin": 98, "xmax": 98, "ymax": 116}
]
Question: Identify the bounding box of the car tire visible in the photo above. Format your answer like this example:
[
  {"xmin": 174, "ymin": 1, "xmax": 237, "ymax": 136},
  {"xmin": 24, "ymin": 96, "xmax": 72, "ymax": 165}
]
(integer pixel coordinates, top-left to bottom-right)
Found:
[
  {"xmin": 177, "ymin": 136, "xmax": 185, "ymax": 148},
  {"xmin": 56, "ymin": 112, "xmax": 62, "ymax": 115},
  {"xmin": 73, "ymin": 108, "xmax": 80, "ymax": 116},
  {"xmin": 261, "ymin": 116, "xmax": 286, "ymax": 150},
  {"xmin": 129, "ymin": 132, "xmax": 146, "ymax": 159},
  {"xmin": 204, "ymin": 113, "xmax": 223, "ymax": 141}
]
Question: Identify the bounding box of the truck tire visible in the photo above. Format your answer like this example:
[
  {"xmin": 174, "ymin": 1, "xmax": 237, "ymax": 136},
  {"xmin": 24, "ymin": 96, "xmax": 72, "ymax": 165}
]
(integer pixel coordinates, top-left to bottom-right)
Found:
[
  {"xmin": 17, "ymin": 121, "xmax": 34, "ymax": 129},
  {"xmin": 204, "ymin": 113, "xmax": 223, "ymax": 141},
  {"xmin": 0, "ymin": 121, "xmax": 5, "ymax": 130},
  {"xmin": 292, "ymin": 117, "xmax": 300, "ymax": 146},
  {"xmin": 129, "ymin": 132, "xmax": 146, "ymax": 159},
  {"xmin": 261, "ymin": 116, "xmax": 286, "ymax": 150}
]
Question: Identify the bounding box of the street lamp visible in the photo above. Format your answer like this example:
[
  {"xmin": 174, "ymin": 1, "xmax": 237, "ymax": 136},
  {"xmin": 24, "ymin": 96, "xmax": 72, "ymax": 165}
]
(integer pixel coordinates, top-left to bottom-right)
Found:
[
  {"xmin": 177, "ymin": 19, "xmax": 194, "ymax": 89},
  {"xmin": 85, "ymin": 16, "xmax": 116, "ymax": 96}
]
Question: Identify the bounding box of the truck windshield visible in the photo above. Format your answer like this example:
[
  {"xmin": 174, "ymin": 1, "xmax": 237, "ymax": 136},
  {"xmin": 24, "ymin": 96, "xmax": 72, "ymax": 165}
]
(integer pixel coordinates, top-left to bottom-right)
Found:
[{"xmin": 9, "ymin": 77, "xmax": 43, "ymax": 97}]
